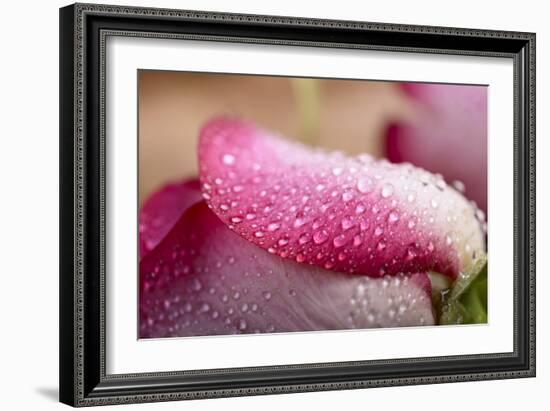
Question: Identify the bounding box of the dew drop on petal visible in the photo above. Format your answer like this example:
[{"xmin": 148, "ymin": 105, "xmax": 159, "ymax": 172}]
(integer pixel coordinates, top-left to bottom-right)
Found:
[
  {"xmin": 238, "ymin": 319, "xmax": 247, "ymax": 330},
  {"xmin": 293, "ymin": 216, "xmax": 307, "ymax": 228},
  {"xmin": 341, "ymin": 216, "xmax": 355, "ymax": 230},
  {"xmin": 332, "ymin": 167, "xmax": 343, "ymax": 176},
  {"xmin": 298, "ymin": 233, "xmax": 311, "ymax": 245},
  {"xmin": 356, "ymin": 176, "xmax": 374, "ymax": 193},
  {"xmin": 355, "ymin": 203, "xmax": 366, "ymax": 214},
  {"xmin": 342, "ymin": 191, "xmax": 354, "ymax": 202},
  {"xmin": 267, "ymin": 222, "xmax": 281, "ymax": 232},
  {"xmin": 222, "ymin": 154, "xmax": 235, "ymax": 165},
  {"xmin": 278, "ymin": 237, "xmax": 289, "ymax": 246},
  {"xmin": 262, "ymin": 291, "xmax": 272, "ymax": 301},
  {"xmin": 388, "ymin": 211, "xmax": 400, "ymax": 223},
  {"xmin": 452, "ymin": 180, "xmax": 466, "ymax": 193},
  {"xmin": 313, "ymin": 230, "xmax": 329, "ymax": 245},
  {"xmin": 381, "ymin": 184, "xmax": 394, "ymax": 198},
  {"xmin": 333, "ymin": 234, "xmax": 348, "ymax": 248}
]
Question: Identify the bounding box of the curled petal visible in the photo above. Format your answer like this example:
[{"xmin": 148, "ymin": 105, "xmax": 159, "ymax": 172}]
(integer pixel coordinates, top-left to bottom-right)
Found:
[
  {"xmin": 139, "ymin": 179, "xmax": 202, "ymax": 257},
  {"xmin": 386, "ymin": 83, "xmax": 488, "ymax": 212},
  {"xmin": 199, "ymin": 118, "xmax": 484, "ymax": 279},
  {"xmin": 140, "ymin": 202, "xmax": 434, "ymax": 338}
]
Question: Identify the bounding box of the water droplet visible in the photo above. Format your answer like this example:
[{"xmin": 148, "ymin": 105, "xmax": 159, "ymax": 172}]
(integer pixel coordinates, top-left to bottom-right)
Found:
[
  {"xmin": 342, "ymin": 191, "xmax": 354, "ymax": 202},
  {"xmin": 293, "ymin": 215, "xmax": 307, "ymax": 228},
  {"xmin": 228, "ymin": 256, "xmax": 235, "ymax": 264},
  {"xmin": 267, "ymin": 247, "xmax": 276, "ymax": 254},
  {"xmin": 184, "ymin": 302, "xmax": 192, "ymax": 312},
  {"xmin": 338, "ymin": 252, "xmax": 347, "ymax": 261},
  {"xmin": 241, "ymin": 303, "xmax": 249, "ymax": 312},
  {"xmin": 332, "ymin": 167, "xmax": 343, "ymax": 176},
  {"xmin": 221, "ymin": 294, "xmax": 229, "ymax": 303},
  {"xmin": 316, "ymin": 184, "xmax": 326, "ymax": 192},
  {"xmin": 407, "ymin": 219, "xmax": 416, "ymax": 229},
  {"xmin": 191, "ymin": 279, "xmax": 202, "ymax": 291},
  {"xmin": 222, "ymin": 154, "xmax": 235, "ymax": 165},
  {"xmin": 233, "ymin": 185, "xmax": 244, "ymax": 193},
  {"xmin": 296, "ymin": 253, "xmax": 306, "ymax": 263},
  {"xmin": 430, "ymin": 199, "xmax": 439, "ymax": 209},
  {"xmin": 427, "ymin": 241, "xmax": 435, "ymax": 252},
  {"xmin": 267, "ymin": 222, "xmax": 281, "ymax": 232},
  {"xmin": 407, "ymin": 193, "xmax": 416, "ymax": 203},
  {"xmin": 333, "ymin": 234, "xmax": 348, "ymax": 248},
  {"xmin": 214, "ymin": 177, "xmax": 223, "ymax": 185},
  {"xmin": 341, "ymin": 217, "xmax": 355, "ymax": 230},
  {"xmin": 377, "ymin": 241, "xmax": 386, "ymax": 251},
  {"xmin": 246, "ymin": 213, "xmax": 256, "ymax": 220},
  {"xmin": 324, "ymin": 260, "xmax": 335, "ymax": 270},
  {"xmin": 278, "ymin": 237, "xmax": 289, "ymax": 246},
  {"xmin": 435, "ymin": 179, "xmax": 447, "ymax": 190},
  {"xmin": 200, "ymin": 302, "xmax": 210, "ymax": 313},
  {"xmin": 262, "ymin": 291, "xmax": 272, "ymax": 301},
  {"xmin": 251, "ymin": 303, "xmax": 258, "ymax": 312},
  {"xmin": 289, "ymin": 289, "xmax": 297, "ymax": 297},
  {"xmin": 406, "ymin": 248, "xmax": 417, "ymax": 261},
  {"xmin": 254, "ymin": 231, "xmax": 265, "ymax": 238},
  {"xmin": 446, "ymin": 235, "xmax": 453, "ymax": 246},
  {"xmin": 356, "ymin": 176, "xmax": 374, "ymax": 193},
  {"xmin": 381, "ymin": 184, "xmax": 394, "ymax": 198},
  {"xmin": 452, "ymin": 180, "xmax": 466, "ymax": 193},
  {"xmin": 231, "ymin": 216, "xmax": 243, "ymax": 224},
  {"xmin": 388, "ymin": 211, "xmax": 400, "ymax": 223},
  {"xmin": 312, "ymin": 218, "xmax": 323, "ymax": 229},
  {"xmin": 298, "ymin": 233, "xmax": 311, "ymax": 245},
  {"xmin": 353, "ymin": 235, "xmax": 363, "ymax": 247},
  {"xmin": 476, "ymin": 209, "xmax": 486, "ymax": 222},
  {"xmin": 374, "ymin": 226, "xmax": 384, "ymax": 237},
  {"xmin": 233, "ymin": 291, "xmax": 241, "ymax": 300},
  {"xmin": 313, "ymin": 230, "xmax": 329, "ymax": 244},
  {"xmin": 355, "ymin": 203, "xmax": 366, "ymax": 214},
  {"xmin": 220, "ymin": 204, "xmax": 229, "ymax": 211},
  {"xmin": 238, "ymin": 319, "xmax": 247, "ymax": 330}
]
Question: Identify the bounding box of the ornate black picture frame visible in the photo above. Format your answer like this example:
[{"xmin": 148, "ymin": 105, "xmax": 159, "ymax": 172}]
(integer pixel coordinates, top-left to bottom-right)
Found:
[{"xmin": 59, "ymin": 3, "xmax": 535, "ymax": 407}]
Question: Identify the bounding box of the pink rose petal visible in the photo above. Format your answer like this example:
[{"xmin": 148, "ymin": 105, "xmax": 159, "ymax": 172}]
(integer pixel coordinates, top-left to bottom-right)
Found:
[
  {"xmin": 386, "ymin": 83, "xmax": 487, "ymax": 212},
  {"xmin": 140, "ymin": 202, "xmax": 434, "ymax": 338},
  {"xmin": 199, "ymin": 117, "xmax": 484, "ymax": 279},
  {"xmin": 139, "ymin": 179, "xmax": 202, "ymax": 257}
]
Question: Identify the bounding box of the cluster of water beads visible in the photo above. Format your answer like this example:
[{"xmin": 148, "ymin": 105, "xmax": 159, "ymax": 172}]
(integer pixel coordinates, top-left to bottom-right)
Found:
[
  {"xmin": 346, "ymin": 274, "xmax": 432, "ymax": 328},
  {"xmin": 201, "ymin": 152, "xmax": 478, "ymax": 277}
]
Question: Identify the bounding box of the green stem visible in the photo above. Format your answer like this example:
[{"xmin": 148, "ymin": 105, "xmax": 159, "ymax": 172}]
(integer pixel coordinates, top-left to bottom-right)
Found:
[
  {"xmin": 291, "ymin": 78, "xmax": 320, "ymax": 145},
  {"xmin": 439, "ymin": 253, "xmax": 488, "ymax": 325}
]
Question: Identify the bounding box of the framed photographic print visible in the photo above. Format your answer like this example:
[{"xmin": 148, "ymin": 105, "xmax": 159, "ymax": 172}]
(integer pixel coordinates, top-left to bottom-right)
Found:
[{"xmin": 59, "ymin": 3, "xmax": 536, "ymax": 407}]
